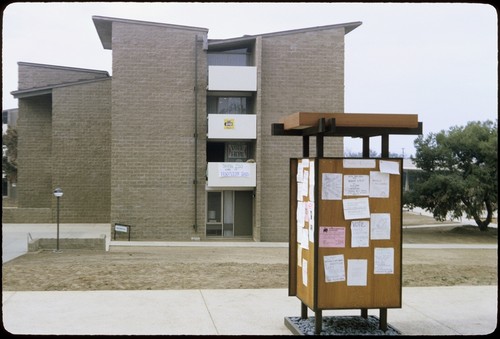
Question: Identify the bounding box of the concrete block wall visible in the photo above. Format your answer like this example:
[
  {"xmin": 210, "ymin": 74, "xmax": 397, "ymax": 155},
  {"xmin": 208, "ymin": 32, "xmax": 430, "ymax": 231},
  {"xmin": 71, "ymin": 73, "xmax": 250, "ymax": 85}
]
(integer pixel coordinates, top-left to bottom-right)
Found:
[
  {"xmin": 16, "ymin": 95, "xmax": 53, "ymax": 209},
  {"xmin": 15, "ymin": 64, "xmax": 112, "ymax": 224},
  {"xmin": 109, "ymin": 21, "xmax": 208, "ymax": 240},
  {"xmin": 257, "ymin": 28, "xmax": 346, "ymax": 242},
  {"xmin": 51, "ymin": 79, "xmax": 112, "ymax": 223},
  {"xmin": 1, "ymin": 207, "xmax": 52, "ymax": 223}
]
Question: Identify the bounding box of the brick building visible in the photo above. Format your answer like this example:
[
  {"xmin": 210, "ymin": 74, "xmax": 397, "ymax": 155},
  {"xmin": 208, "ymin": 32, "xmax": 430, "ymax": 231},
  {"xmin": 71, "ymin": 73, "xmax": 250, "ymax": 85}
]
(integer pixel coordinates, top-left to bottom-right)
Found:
[{"xmin": 9, "ymin": 16, "xmax": 361, "ymax": 241}]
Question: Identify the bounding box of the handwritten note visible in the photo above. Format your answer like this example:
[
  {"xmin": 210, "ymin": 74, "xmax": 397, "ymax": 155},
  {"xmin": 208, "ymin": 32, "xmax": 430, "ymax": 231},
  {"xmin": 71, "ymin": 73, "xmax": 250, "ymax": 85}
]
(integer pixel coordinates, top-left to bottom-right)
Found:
[
  {"xmin": 308, "ymin": 202, "xmax": 315, "ymax": 243},
  {"xmin": 369, "ymin": 171, "xmax": 390, "ymax": 198},
  {"xmin": 324, "ymin": 255, "xmax": 345, "ymax": 283},
  {"xmin": 344, "ymin": 175, "xmax": 370, "ymax": 196},
  {"xmin": 322, "ymin": 173, "xmax": 342, "ymax": 200},
  {"xmin": 371, "ymin": 213, "xmax": 391, "ymax": 240},
  {"xmin": 351, "ymin": 220, "xmax": 370, "ymax": 247},
  {"xmin": 343, "ymin": 197, "xmax": 370, "ymax": 220},
  {"xmin": 374, "ymin": 247, "xmax": 394, "ymax": 274}
]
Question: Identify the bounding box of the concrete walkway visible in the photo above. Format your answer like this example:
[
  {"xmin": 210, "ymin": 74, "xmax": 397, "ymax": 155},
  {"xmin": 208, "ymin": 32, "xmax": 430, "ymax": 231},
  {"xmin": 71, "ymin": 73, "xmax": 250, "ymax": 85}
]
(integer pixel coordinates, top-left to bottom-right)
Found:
[{"xmin": 2, "ymin": 286, "xmax": 497, "ymax": 335}]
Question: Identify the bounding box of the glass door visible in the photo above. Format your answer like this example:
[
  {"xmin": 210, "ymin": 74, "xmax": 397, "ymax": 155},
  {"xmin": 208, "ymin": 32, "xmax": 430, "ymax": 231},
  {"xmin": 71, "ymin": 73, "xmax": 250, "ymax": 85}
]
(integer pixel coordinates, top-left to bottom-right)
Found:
[
  {"xmin": 223, "ymin": 191, "xmax": 234, "ymax": 237},
  {"xmin": 206, "ymin": 191, "xmax": 223, "ymax": 236}
]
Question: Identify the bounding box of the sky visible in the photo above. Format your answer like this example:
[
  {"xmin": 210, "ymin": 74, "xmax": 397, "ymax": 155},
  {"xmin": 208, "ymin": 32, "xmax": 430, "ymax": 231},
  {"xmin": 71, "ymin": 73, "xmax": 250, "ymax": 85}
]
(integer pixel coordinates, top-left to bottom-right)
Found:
[{"xmin": 2, "ymin": 2, "xmax": 498, "ymax": 157}]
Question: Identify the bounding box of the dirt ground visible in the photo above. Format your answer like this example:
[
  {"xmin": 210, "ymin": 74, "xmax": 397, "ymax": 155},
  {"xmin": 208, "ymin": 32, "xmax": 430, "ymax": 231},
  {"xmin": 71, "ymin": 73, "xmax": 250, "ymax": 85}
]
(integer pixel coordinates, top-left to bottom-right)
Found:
[{"xmin": 2, "ymin": 212, "xmax": 497, "ymax": 291}]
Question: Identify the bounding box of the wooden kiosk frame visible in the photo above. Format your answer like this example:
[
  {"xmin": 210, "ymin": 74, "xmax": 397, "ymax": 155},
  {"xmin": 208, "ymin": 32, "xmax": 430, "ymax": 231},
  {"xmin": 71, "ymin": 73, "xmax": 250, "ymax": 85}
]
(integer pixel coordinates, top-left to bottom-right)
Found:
[{"xmin": 272, "ymin": 112, "xmax": 422, "ymax": 334}]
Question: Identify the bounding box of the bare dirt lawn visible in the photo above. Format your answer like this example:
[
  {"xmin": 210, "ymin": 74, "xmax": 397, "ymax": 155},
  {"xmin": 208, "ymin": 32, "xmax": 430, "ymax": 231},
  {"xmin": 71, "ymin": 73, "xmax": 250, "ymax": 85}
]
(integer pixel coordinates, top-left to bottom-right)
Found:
[{"xmin": 2, "ymin": 212, "xmax": 497, "ymax": 291}]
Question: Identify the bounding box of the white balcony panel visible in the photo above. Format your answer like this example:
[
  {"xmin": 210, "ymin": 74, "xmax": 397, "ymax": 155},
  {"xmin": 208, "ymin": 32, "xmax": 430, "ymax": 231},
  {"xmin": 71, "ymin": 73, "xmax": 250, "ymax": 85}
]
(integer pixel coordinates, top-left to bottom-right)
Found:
[
  {"xmin": 208, "ymin": 66, "xmax": 257, "ymax": 91},
  {"xmin": 208, "ymin": 114, "xmax": 256, "ymax": 139},
  {"xmin": 207, "ymin": 162, "xmax": 256, "ymax": 188}
]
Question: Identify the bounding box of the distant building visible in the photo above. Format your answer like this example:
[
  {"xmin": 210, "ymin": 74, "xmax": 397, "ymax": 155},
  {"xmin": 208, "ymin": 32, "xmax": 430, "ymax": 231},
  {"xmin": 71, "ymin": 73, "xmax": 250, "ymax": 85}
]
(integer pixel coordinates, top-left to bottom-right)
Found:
[
  {"xmin": 8, "ymin": 15, "xmax": 361, "ymax": 241},
  {"xmin": 402, "ymin": 158, "xmax": 422, "ymax": 192},
  {"xmin": 2, "ymin": 108, "xmax": 18, "ymax": 199}
]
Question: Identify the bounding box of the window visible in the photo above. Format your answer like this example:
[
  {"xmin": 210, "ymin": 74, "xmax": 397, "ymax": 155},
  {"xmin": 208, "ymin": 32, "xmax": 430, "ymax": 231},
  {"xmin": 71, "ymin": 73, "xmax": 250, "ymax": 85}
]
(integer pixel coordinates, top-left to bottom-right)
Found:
[
  {"xmin": 208, "ymin": 48, "xmax": 251, "ymax": 66},
  {"xmin": 206, "ymin": 142, "xmax": 253, "ymax": 162},
  {"xmin": 207, "ymin": 96, "xmax": 253, "ymax": 115}
]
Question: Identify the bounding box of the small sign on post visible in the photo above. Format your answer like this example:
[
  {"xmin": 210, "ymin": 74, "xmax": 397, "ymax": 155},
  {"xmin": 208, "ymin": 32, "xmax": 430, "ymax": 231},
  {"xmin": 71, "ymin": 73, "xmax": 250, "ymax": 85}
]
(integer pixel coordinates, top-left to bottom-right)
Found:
[{"xmin": 114, "ymin": 223, "xmax": 132, "ymax": 241}]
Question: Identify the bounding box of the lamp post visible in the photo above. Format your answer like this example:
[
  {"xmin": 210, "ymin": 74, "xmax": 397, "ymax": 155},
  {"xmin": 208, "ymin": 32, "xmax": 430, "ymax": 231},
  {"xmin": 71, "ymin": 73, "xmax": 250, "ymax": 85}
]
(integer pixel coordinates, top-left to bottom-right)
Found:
[{"xmin": 53, "ymin": 187, "xmax": 63, "ymax": 252}]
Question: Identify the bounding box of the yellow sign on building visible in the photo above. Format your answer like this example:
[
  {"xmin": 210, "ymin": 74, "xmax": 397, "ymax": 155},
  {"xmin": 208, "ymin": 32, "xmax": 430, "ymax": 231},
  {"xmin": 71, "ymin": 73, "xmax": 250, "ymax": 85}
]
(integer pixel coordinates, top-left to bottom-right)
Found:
[{"xmin": 224, "ymin": 118, "xmax": 235, "ymax": 129}]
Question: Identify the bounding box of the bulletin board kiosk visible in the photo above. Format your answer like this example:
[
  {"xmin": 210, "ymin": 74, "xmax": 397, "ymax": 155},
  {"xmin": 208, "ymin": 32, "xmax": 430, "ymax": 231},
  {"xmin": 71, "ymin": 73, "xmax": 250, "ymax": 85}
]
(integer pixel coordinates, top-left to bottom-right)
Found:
[{"xmin": 272, "ymin": 112, "xmax": 422, "ymax": 334}]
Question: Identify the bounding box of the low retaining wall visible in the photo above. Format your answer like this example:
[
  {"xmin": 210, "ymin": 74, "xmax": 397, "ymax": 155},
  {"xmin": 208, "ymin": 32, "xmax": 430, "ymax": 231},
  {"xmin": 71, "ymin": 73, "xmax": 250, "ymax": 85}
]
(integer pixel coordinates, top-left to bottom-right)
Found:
[{"xmin": 28, "ymin": 235, "xmax": 106, "ymax": 252}]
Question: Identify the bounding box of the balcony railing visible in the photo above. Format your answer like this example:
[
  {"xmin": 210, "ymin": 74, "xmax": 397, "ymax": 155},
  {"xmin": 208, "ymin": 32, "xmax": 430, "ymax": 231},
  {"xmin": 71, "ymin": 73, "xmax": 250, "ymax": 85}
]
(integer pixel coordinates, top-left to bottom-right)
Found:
[
  {"xmin": 208, "ymin": 66, "xmax": 257, "ymax": 91},
  {"xmin": 207, "ymin": 114, "xmax": 256, "ymax": 139},
  {"xmin": 206, "ymin": 162, "xmax": 256, "ymax": 188}
]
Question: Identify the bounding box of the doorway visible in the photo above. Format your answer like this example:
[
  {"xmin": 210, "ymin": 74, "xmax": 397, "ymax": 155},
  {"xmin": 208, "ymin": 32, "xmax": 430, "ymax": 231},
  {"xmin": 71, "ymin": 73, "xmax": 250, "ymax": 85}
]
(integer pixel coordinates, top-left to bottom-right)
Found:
[{"xmin": 206, "ymin": 190, "xmax": 253, "ymax": 237}]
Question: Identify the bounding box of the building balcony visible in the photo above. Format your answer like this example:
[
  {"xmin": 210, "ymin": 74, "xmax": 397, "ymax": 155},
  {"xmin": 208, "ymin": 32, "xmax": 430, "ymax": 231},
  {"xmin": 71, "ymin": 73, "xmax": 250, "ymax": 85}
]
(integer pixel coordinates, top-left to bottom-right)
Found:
[
  {"xmin": 206, "ymin": 162, "xmax": 256, "ymax": 188},
  {"xmin": 207, "ymin": 114, "xmax": 256, "ymax": 140},
  {"xmin": 208, "ymin": 66, "xmax": 257, "ymax": 91}
]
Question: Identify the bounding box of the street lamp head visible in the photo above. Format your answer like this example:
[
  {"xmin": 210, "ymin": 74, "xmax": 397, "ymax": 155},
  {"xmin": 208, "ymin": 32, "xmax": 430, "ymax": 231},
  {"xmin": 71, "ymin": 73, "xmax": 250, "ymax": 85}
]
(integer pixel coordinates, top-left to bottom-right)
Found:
[{"xmin": 53, "ymin": 187, "xmax": 63, "ymax": 198}]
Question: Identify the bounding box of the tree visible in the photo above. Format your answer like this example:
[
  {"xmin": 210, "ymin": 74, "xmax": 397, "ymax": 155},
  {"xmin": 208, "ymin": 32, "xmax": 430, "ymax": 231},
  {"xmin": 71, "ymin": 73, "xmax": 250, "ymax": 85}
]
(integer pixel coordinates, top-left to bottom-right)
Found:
[
  {"xmin": 406, "ymin": 120, "xmax": 497, "ymax": 231},
  {"xmin": 2, "ymin": 127, "xmax": 17, "ymax": 183}
]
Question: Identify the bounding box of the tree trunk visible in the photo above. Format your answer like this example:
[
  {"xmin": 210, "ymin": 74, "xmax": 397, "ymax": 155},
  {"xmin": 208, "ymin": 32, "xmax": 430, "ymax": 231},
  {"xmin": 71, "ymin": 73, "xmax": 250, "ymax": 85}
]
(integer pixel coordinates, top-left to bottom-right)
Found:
[{"xmin": 464, "ymin": 198, "xmax": 492, "ymax": 231}]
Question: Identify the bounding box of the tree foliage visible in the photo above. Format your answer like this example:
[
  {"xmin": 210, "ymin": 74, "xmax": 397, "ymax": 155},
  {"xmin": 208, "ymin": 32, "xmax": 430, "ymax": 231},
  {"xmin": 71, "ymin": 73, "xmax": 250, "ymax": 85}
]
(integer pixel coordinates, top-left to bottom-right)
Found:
[
  {"xmin": 2, "ymin": 127, "xmax": 17, "ymax": 183},
  {"xmin": 406, "ymin": 120, "xmax": 497, "ymax": 230}
]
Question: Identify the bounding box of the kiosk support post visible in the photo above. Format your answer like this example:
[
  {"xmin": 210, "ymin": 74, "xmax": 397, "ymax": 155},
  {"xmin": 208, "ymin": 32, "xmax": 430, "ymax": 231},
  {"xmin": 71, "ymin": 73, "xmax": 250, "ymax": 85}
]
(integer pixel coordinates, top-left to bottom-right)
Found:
[
  {"xmin": 302, "ymin": 136, "xmax": 309, "ymax": 157},
  {"xmin": 380, "ymin": 308, "xmax": 388, "ymax": 331},
  {"xmin": 315, "ymin": 310, "xmax": 323, "ymax": 334},
  {"xmin": 301, "ymin": 302, "xmax": 308, "ymax": 319}
]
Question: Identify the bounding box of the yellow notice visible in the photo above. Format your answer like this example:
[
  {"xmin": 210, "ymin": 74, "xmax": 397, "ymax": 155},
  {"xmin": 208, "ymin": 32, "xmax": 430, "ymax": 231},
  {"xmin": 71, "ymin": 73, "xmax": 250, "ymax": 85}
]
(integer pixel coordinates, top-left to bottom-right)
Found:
[{"xmin": 224, "ymin": 118, "xmax": 235, "ymax": 129}]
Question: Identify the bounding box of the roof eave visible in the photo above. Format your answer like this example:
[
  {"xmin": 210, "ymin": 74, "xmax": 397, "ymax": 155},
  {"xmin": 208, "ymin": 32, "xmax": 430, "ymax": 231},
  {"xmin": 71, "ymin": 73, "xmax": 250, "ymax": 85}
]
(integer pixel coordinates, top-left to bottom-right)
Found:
[
  {"xmin": 207, "ymin": 21, "xmax": 362, "ymax": 51},
  {"xmin": 12, "ymin": 77, "xmax": 111, "ymax": 99},
  {"xmin": 92, "ymin": 15, "xmax": 209, "ymax": 50}
]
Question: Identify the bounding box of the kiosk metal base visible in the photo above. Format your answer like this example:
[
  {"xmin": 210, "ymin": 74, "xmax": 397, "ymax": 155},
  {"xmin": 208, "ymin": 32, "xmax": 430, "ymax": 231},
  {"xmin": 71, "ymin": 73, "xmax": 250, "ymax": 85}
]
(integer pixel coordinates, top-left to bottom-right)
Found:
[{"xmin": 284, "ymin": 315, "xmax": 401, "ymax": 336}]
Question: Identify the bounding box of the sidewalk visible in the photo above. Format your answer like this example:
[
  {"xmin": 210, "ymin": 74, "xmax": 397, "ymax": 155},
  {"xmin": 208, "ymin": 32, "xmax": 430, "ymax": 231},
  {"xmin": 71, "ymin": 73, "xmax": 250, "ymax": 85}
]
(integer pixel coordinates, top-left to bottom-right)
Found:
[{"xmin": 2, "ymin": 286, "xmax": 497, "ymax": 335}]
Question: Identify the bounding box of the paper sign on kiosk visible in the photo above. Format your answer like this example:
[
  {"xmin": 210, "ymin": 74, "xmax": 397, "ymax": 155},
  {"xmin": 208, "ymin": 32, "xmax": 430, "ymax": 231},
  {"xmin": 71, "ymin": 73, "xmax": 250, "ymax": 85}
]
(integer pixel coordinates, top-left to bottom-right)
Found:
[
  {"xmin": 344, "ymin": 175, "xmax": 370, "ymax": 196},
  {"xmin": 342, "ymin": 197, "xmax": 370, "ymax": 220},
  {"xmin": 301, "ymin": 228, "xmax": 309, "ymax": 249},
  {"xmin": 370, "ymin": 171, "xmax": 390, "ymax": 198},
  {"xmin": 351, "ymin": 220, "xmax": 370, "ymax": 247},
  {"xmin": 324, "ymin": 254, "xmax": 345, "ymax": 283},
  {"xmin": 371, "ymin": 213, "xmax": 391, "ymax": 240},
  {"xmin": 343, "ymin": 159, "xmax": 376, "ymax": 168},
  {"xmin": 379, "ymin": 160, "xmax": 400, "ymax": 175},
  {"xmin": 322, "ymin": 173, "xmax": 342, "ymax": 200},
  {"xmin": 309, "ymin": 161, "xmax": 315, "ymax": 201},
  {"xmin": 374, "ymin": 247, "xmax": 394, "ymax": 274},
  {"xmin": 319, "ymin": 226, "xmax": 345, "ymax": 247},
  {"xmin": 302, "ymin": 259, "xmax": 308, "ymax": 286},
  {"xmin": 347, "ymin": 259, "xmax": 368, "ymax": 286}
]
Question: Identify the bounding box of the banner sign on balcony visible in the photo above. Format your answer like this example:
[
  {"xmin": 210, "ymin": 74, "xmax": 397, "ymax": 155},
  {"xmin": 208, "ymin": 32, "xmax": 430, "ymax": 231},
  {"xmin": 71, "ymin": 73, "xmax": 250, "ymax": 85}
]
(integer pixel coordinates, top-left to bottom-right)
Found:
[
  {"xmin": 224, "ymin": 118, "xmax": 235, "ymax": 129},
  {"xmin": 219, "ymin": 163, "xmax": 250, "ymax": 177}
]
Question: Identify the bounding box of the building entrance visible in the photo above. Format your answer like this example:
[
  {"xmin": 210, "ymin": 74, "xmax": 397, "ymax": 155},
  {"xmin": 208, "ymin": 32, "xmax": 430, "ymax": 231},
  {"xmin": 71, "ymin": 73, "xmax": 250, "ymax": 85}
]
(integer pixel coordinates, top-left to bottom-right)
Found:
[{"xmin": 206, "ymin": 190, "xmax": 253, "ymax": 237}]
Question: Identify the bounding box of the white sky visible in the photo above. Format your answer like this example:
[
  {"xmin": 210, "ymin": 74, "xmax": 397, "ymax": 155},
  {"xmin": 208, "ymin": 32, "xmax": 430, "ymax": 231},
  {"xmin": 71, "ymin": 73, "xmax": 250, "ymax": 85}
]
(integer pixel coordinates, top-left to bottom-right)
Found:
[{"xmin": 2, "ymin": 2, "xmax": 498, "ymax": 156}]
